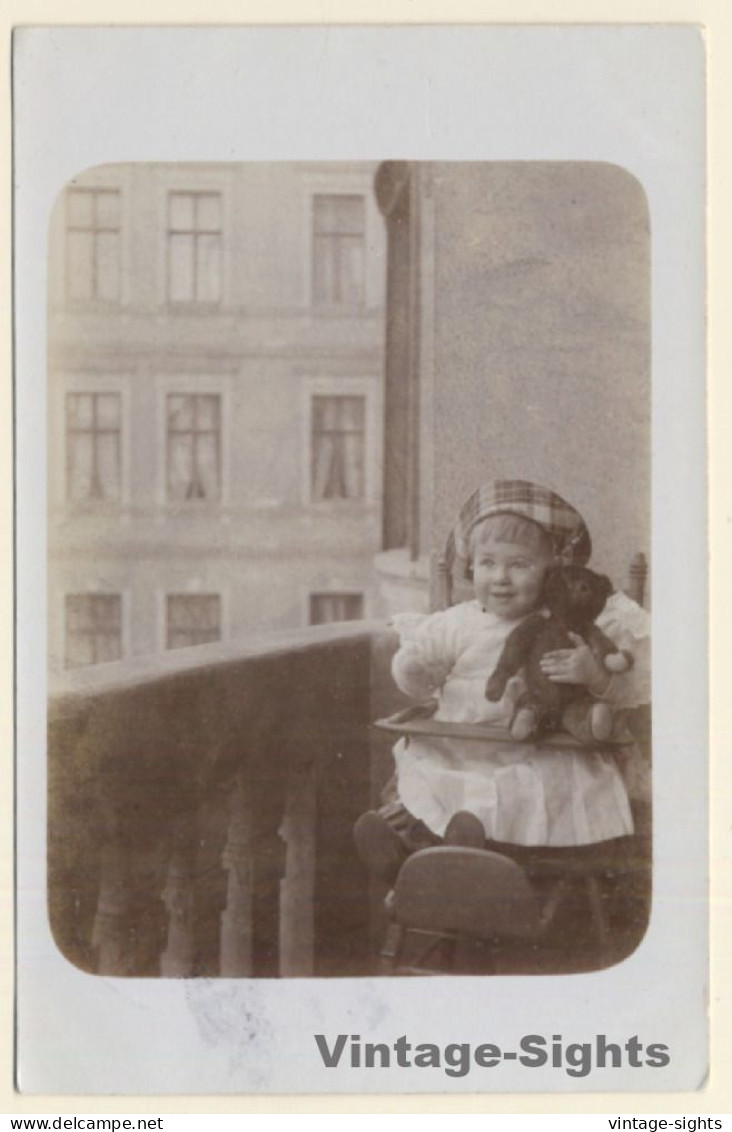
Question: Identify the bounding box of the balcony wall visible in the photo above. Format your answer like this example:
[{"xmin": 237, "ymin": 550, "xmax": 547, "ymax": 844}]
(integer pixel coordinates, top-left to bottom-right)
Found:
[{"xmin": 48, "ymin": 621, "xmax": 403, "ymax": 979}]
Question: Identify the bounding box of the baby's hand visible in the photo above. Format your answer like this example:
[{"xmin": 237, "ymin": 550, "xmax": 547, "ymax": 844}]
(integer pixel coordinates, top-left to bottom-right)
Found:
[
  {"xmin": 539, "ymin": 633, "xmax": 611, "ymax": 696},
  {"xmin": 393, "ymin": 644, "xmax": 452, "ymax": 698}
]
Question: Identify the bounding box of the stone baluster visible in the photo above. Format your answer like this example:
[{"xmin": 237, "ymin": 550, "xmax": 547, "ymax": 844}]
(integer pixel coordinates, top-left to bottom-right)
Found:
[
  {"xmin": 91, "ymin": 841, "xmax": 136, "ymax": 975},
  {"xmin": 220, "ymin": 717, "xmax": 289, "ymax": 977},
  {"xmin": 91, "ymin": 839, "xmax": 167, "ymax": 976},
  {"xmin": 279, "ymin": 765, "xmax": 317, "ymax": 977},
  {"xmin": 160, "ymin": 825, "xmax": 197, "ymax": 978},
  {"xmin": 220, "ymin": 773, "xmax": 254, "ymax": 976}
]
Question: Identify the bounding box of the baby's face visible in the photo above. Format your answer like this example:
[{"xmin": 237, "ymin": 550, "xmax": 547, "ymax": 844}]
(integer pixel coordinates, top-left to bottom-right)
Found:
[{"xmin": 472, "ymin": 531, "xmax": 553, "ymax": 620}]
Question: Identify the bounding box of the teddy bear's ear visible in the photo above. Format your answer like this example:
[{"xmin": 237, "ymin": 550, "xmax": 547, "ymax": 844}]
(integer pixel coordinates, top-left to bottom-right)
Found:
[
  {"xmin": 597, "ymin": 573, "xmax": 614, "ymax": 597},
  {"xmin": 543, "ymin": 564, "xmax": 565, "ymax": 584},
  {"xmin": 541, "ymin": 565, "xmax": 567, "ymax": 603}
]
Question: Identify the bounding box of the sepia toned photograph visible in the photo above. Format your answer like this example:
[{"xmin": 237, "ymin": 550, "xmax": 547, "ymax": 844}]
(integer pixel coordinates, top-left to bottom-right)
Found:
[{"xmin": 46, "ymin": 159, "xmax": 652, "ymax": 983}]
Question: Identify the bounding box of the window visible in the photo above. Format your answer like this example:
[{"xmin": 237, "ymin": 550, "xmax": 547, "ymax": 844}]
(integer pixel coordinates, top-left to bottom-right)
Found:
[
  {"xmin": 166, "ymin": 594, "xmax": 221, "ymax": 649},
  {"xmin": 167, "ymin": 191, "xmax": 222, "ymax": 303},
  {"xmin": 312, "ymin": 194, "xmax": 366, "ymax": 306},
  {"xmin": 66, "ymin": 392, "xmax": 121, "ymax": 501},
  {"xmin": 166, "ymin": 393, "xmax": 221, "ymax": 501},
  {"xmin": 309, "ymin": 592, "xmax": 364, "ymax": 625},
  {"xmin": 65, "ymin": 187, "xmax": 121, "ymax": 302},
  {"xmin": 65, "ymin": 594, "xmax": 122, "ymax": 667},
  {"xmin": 311, "ymin": 395, "xmax": 365, "ymax": 501}
]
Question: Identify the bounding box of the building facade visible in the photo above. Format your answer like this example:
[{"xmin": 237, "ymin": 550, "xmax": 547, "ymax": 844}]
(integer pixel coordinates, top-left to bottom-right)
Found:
[{"xmin": 48, "ymin": 162, "xmax": 387, "ymax": 670}]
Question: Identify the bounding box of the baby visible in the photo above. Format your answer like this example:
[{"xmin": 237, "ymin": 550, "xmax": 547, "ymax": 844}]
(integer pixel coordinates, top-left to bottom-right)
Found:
[{"xmin": 354, "ymin": 479, "xmax": 650, "ymax": 884}]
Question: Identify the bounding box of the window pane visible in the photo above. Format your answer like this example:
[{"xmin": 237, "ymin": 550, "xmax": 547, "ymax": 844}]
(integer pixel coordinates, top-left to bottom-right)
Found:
[
  {"xmin": 66, "ymin": 395, "xmax": 121, "ymax": 502},
  {"xmin": 168, "ymin": 434, "xmax": 194, "ymax": 500},
  {"xmin": 95, "ymin": 190, "xmax": 120, "ymax": 228},
  {"xmin": 67, "ymin": 393, "xmax": 93, "ymax": 429},
  {"xmin": 313, "ymin": 195, "xmax": 365, "ymax": 235},
  {"xmin": 193, "ymin": 595, "xmax": 219, "ymax": 629},
  {"xmin": 313, "ymin": 394, "xmax": 365, "ymax": 432},
  {"xmin": 95, "ymin": 393, "xmax": 121, "ymax": 429},
  {"xmin": 66, "ymin": 633, "xmax": 95, "ymax": 668},
  {"xmin": 94, "ymin": 632, "xmax": 122, "ymax": 663},
  {"xmin": 195, "ymin": 394, "xmax": 220, "ymax": 431},
  {"xmin": 313, "ymin": 235, "xmax": 337, "ymax": 305},
  {"xmin": 167, "ymin": 395, "xmax": 221, "ymax": 501},
  {"xmin": 188, "ymin": 627, "xmax": 220, "ymax": 646},
  {"xmin": 166, "ymin": 595, "xmax": 221, "ymax": 649},
  {"xmin": 67, "ymin": 189, "xmax": 93, "ymax": 227},
  {"xmin": 310, "ymin": 593, "xmax": 363, "ymax": 624},
  {"xmin": 311, "ymin": 395, "xmax": 366, "ymax": 501},
  {"xmin": 339, "ymin": 396, "xmax": 365, "ymax": 430},
  {"xmin": 65, "ymin": 595, "xmax": 122, "ymax": 668},
  {"xmin": 338, "ymin": 237, "xmax": 365, "ymax": 305},
  {"xmin": 66, "ymin": 595, "xmax": 92, "ymax": 633},
  {"xmin": 196, "ymin": 234, "xmax": 221, "ymax": 302},
  {"xmin": 167, "ymin": 394, "xmax": 195, "ymax": 431},
  {"xmin": 95, "ymin": 433, "xmax": 121, "ymax": 500},
  {"xmin": 67, "ymin": 231, "xmax": 94, "ymax": 301},
  {"xmin": 312, "ymin": 395, "xmax": 331, "ymax": 431},
  {"xmin": 168, "ymin": 234, "xmax": 194, "ymax": 301},
  {"xmin": 194, "ymin": 434, "xmax": 220, "ymax": 499},
  {"xmin": 91, "ymin": 596, "xmax": 121, "ymax": 630},
  {"xmin": 312, "ymin": 209, "xmax": 365, "ymax": 305},
  {"xmin": 67, "ymin": 432, "xmax": 94, "ymax": 501},
  {"xmin": 196, "ymin": 193, "xmax": 221, "ymax": 231},
  {"xmin": 167, "ymin": 596, "xmax": 191, "ymax": 630},
  {"xmin": 312, "ymin": 433, "xmax": 337, "ymax": 499},
  {"xmin": 169, "ymin": 192, "xmax": 194, "ymax": 230},
  {"xmin": 95, "ymin": 232, "xmax": 120, "ymax": 301},
  {"xmin": 342, "ymin": 431, "xmax": 364, "ymax": 499}
]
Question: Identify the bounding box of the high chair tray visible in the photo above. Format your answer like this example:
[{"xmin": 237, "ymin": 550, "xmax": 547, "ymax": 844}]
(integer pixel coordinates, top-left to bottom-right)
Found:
[{"xmin": 372, "ymin": 703, "xmax": 634, "ymax": 748}]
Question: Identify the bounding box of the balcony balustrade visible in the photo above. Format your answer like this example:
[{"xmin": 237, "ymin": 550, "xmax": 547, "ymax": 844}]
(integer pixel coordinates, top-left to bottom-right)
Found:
[{"xmin": 48, "ymin": 620, "xmax": 403, "ymax": 979}]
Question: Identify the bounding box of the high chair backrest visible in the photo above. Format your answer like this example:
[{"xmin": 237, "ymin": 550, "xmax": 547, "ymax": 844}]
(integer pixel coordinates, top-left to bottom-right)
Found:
[{"xmin": 429, "ymin": 550, "xmax": 648, "ymax": 612}]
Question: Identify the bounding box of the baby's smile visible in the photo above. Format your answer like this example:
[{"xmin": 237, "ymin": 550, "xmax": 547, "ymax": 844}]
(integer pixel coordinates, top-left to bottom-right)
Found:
[{"xmin": 472, "ymin": 535, "xmax": 553, "ymax": 621}]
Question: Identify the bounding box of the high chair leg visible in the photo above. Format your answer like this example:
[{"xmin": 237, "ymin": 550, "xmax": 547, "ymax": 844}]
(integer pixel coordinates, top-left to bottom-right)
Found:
[
  {"xmin": 585, "ymin": 875, "xmax": 610, "ymax": 958},
  {"xmin": 379, "ymin": 921, "xmax": 403, "ymax": 975},
  {"xmin": 538, "ymin": 875, "xmax": 571, "ymax": 929}
]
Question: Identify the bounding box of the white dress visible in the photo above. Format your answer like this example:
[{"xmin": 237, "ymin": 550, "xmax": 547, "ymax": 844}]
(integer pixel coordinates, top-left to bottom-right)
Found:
[{"xmin": 390, "ymin": 593, "xmax": 650, "ymax": 847}]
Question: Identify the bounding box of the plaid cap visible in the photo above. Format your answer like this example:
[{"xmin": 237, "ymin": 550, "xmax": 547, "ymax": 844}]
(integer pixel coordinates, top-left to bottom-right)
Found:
[{"xmin": 446, "ymin": 479, "xmax": 591, "ymax": 580}]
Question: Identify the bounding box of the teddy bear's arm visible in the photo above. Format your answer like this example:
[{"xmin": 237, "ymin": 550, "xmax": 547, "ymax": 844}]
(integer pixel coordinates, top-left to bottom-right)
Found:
[{"xmin": 485, "ymin": 612, "xmax": 546, "ymax": 701}]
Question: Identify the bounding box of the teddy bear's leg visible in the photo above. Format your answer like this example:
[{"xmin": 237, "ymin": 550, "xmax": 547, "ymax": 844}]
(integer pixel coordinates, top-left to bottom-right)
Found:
[
  {"xmin": 509, "ymin": 693, "xmax": 542, "ymax": 741},
  {"xmin": 512, "ymin": 707, "xmax": 539, "ymax": 741},
  {"xmin": 590, "ymin": 701, "xmax": 614, "ymax": 741},
  {"xmin": 561, "ymin": 698, "xmax": 613, "ymax": 744}
]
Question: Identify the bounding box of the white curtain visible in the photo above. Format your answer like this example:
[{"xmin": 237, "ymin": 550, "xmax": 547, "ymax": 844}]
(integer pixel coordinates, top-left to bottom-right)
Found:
[
  {"xmin": 167, "ymin": 395, "xmax": 220, "ymax": 500},
  {"xmin": 312, "ymin": 396, "xmax": 365, "ymax": 501},
  {"xmin": 313, "ymin": 194, "xmax": 365, "ymax": 305},
  {"xmin": 67, "ymin": 394, "xmax": 120, "ymax": 501}
]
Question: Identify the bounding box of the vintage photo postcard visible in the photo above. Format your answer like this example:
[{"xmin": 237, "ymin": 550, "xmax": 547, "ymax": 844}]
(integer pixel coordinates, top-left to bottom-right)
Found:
[{"xmin": 14, "ymin": 25, "xmax": 707, "ymax": 1096}]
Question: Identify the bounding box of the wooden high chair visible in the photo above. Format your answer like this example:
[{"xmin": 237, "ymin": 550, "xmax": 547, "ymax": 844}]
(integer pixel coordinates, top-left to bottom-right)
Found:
[{"xmin": 372, "ymin": 551, "xmax": 650, "ymax": 976}]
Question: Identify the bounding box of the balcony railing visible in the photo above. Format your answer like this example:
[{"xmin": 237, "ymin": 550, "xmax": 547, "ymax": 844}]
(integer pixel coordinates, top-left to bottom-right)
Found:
[{"xmin": 48, "ymin": 620, "xmax": 402, "ymax": 979}]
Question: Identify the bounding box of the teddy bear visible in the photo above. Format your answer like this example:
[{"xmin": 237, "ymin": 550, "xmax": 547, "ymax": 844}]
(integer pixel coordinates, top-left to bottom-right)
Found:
[{"xmin": 485, "ymin": 564, "xmax": 633, "ymax": 743}]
